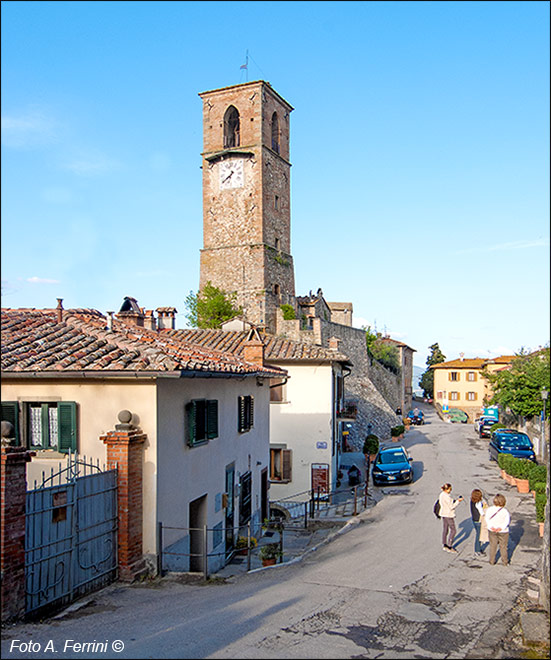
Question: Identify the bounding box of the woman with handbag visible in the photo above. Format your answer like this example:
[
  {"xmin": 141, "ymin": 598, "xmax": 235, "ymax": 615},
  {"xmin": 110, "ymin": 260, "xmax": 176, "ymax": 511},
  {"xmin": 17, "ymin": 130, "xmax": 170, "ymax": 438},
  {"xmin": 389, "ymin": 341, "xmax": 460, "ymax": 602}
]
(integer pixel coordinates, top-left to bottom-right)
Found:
[{"xmin": 470, "ymin": 489, "xmax": 488, "ymax": 556}]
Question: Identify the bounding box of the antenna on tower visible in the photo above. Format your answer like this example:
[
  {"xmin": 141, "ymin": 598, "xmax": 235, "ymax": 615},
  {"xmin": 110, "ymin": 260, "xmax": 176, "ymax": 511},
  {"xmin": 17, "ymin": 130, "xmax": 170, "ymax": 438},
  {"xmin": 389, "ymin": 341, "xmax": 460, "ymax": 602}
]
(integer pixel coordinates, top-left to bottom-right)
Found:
[{"xmin": 240, "ymin": 50, "xmax": 249, "ymax": 82}]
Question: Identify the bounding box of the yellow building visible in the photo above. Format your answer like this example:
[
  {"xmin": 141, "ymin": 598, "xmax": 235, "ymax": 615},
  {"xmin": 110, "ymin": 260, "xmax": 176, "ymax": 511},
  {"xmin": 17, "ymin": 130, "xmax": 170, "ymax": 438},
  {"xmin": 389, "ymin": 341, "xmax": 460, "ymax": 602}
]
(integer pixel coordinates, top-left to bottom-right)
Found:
[{"xmin": 432, "ymin": 355, "xmax": 516, "ymax": 421}]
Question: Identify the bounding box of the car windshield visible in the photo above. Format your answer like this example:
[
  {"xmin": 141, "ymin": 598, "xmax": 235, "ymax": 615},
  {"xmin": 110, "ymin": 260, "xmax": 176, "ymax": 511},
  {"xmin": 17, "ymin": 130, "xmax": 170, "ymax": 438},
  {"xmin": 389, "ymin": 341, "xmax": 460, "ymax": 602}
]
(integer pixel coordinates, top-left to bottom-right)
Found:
[
  {"xmin": 377, "ymin": 451, "xmax": 407, "ymax": 465},
  {"xmin": 499, "ymin": 434, "xmax": 532, "ymax": 448}
]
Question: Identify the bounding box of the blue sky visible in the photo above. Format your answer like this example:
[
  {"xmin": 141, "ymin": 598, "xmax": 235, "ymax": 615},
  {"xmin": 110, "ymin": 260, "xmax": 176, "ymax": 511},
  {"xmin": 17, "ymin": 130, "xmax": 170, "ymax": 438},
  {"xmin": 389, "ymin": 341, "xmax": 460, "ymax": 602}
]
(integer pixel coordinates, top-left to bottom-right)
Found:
[{"xmin": 2, "ymin": 1, "xmax": 549, "ymax": 367}]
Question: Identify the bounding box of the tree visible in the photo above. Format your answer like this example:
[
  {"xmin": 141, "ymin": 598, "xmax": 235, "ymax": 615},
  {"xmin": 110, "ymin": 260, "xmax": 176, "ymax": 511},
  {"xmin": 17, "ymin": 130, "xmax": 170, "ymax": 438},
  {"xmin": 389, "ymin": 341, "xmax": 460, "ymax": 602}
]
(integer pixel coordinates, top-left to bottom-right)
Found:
[
  {"xmin": 483, "ymin": 347, "xmax": 550, "ymax": 419},
  {"xmin": 363, "ymin": 326, "xmax": 401, "ymax": 375},
  {"xmin": 419, "ymin": 342, "xmax": 446, "ymax": 398},
  {"xmin": 184, "ymin": 282, "xmax": 242, "ymax": 329}
]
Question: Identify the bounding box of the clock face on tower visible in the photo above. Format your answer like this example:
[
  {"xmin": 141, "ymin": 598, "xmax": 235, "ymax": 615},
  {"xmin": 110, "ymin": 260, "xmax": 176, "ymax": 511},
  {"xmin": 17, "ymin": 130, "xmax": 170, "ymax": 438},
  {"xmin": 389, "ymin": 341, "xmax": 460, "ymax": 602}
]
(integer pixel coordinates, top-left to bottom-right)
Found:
[{"xmin": 219, "ymin": 158, "xmax": 244, "ymax": 190}]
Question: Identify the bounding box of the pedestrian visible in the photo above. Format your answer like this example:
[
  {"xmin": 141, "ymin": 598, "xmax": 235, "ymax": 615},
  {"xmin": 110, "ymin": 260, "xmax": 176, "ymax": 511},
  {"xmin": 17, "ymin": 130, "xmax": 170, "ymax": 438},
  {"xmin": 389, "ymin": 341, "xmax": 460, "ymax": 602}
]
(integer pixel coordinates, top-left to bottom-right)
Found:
[
  {"xmin": 439, "ymin": 483, "xmax": 463, "ymax": 553},
  {"xmin": 470, "ymin": 489, "xmax": 488, "ymax": 556},
  {"xmin": 485, "ymin": 494, "xmax": 510, "ymax": 566}
]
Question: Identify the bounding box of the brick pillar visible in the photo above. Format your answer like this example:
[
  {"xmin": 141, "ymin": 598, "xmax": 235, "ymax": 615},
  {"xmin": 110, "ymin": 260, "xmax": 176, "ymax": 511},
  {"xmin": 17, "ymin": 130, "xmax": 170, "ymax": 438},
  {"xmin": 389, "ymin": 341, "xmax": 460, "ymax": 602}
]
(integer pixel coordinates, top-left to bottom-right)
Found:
[
  {"xmin": 101, "ymin": 427, "xmax": 147, "ymax": 581},
  {"xmin": 1, "ymin": 446, "xmax": 31, "ymax": 622}
]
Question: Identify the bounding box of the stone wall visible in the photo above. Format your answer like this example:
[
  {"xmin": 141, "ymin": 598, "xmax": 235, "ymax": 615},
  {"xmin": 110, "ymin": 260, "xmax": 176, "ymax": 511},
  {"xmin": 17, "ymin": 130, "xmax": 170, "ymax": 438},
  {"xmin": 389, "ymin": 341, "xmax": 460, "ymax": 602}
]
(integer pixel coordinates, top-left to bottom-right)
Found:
[{"xmin": 368, "ymin": 359, "xmax": 401, "ymax": 412}]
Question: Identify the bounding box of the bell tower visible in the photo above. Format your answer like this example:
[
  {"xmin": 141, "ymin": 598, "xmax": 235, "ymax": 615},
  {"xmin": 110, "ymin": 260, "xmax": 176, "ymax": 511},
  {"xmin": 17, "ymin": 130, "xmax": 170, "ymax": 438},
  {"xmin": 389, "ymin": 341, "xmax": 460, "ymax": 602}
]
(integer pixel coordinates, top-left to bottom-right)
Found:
[{"xmin": 198, "ymin": 81, "xmax": 295, "ymax": 331}]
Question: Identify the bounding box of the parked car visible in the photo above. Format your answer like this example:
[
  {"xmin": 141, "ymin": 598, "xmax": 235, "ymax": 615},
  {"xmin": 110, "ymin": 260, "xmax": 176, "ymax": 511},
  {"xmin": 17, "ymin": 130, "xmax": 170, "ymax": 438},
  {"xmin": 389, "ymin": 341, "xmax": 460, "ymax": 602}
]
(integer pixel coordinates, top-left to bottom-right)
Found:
[
  {"xmin": 489, "ymin": 429, "xmax": 536, "ymax": 462},
  {"xmin": 372, "ymin": 444, "xmax": 413, "ymax": 485},
  {"xmin": 475, "ymin": 416, "xmax": 498, "ymax": 434},
  {"xmin": 407, "ymin": 409, "xmax": 424, "ymax": 425},
  {"xmin": 479, "ymin": 419, "xmax": 498, "ymax": 438}
]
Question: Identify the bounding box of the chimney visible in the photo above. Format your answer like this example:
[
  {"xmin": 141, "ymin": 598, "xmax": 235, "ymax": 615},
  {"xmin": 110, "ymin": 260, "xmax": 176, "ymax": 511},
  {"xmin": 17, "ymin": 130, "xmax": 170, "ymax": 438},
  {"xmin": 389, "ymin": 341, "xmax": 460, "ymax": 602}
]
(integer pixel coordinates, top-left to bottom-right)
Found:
[
  {"xmin": 328, "ymin": 336, "xmax": 341, "ymax": 351},
  {"xmin": 156, "ymin": 307, "xmax": 177, "ymax": 330},
  {"xmin": 56, "ymin": 298, "xmax": 64, "ymax": 323},
  {"xmin": 116, "ymin": 296, "xmax": 144, "ymax": 328},
  {"xmin": 144, "ymin": 310, "xmax": 157, "ymax": 331},
  {"xmin": 242, "ymin": 327, "xmax": 265, "ymax": 366},
  {"xmin": 460, "ymin": 352, "xmax": 465, "ymax": 362},
  {"xmin": 106, "ymin": 311, "xmax": 114, "ymax": 331}
]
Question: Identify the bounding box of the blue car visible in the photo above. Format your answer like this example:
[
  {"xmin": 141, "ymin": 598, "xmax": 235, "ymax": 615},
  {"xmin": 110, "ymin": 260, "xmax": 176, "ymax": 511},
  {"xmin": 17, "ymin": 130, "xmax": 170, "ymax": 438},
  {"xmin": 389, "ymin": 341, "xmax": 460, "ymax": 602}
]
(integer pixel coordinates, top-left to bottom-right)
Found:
[
  {"xmin": 372, "ymin": 444, "xmax": 413, "ymax": 485},
  {"xmin": 489, "ymin": 429, "xmax": 536, "ymax": 462}
]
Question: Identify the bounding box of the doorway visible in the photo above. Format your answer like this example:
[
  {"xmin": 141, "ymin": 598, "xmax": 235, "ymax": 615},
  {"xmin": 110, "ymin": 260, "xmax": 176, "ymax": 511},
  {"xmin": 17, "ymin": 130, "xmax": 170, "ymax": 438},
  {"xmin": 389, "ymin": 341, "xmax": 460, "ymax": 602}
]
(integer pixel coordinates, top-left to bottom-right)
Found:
[{"xmin": 189, "ymin": 494, "xmax": 207, "ymax": 572}]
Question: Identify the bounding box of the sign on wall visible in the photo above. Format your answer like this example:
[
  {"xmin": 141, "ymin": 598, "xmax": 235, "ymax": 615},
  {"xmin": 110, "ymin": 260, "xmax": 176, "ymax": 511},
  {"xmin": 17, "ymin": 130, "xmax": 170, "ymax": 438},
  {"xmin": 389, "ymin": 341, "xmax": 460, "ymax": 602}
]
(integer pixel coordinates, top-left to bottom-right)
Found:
[{"xmin": 311, "ymin": 463, "xmax": 329, "ymax": 495}]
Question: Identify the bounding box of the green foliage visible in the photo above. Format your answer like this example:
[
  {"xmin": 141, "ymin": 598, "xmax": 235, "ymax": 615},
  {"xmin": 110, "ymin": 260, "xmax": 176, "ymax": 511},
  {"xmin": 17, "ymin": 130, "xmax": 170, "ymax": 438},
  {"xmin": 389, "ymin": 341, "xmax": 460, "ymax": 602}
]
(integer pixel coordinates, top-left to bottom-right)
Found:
[
  {"xmin": 528, "ymin": 464, "xmax": 547, "ymax": 491},
  {"xmin": 490, "ymin": 423, "xmax": 506, "ymax": 434},
  {"xmin": 535, "ymin": 492, "xmax": 547, "ymax": 522},
  {"xmin": 497, "ymin": 453, "xmax": 508, "ymax": 470},
  {"xmin": 391, "ymin": 425, "xmax": 405, "ymax": 437},
  {"xmin": 534, "ymin": 482, "xmax": 546, "ymax": 495},
  {"xmin": 184, "ymin": 282, "xmax": 242, "ymax": 329},
  {"xmin": 259, "ymin": 542, "xmax": 282, "ymax": 560},
  {"xmin": 362, "ymin": 434, "xmax": 379, "ymax": 455},
  {"xmin": 501, "ymin": 453, "xmax": 515, "ymax": 475},
  {"xmin": 363, "ymin": 326, "xmax": 401, "ymax": 374},
  {"xmin": 235, "ymin": 535, "xmax": 257, "ymax": 549},
  {"xmin": 419, "ymin": 343, "xmax": 446, "ymax": 397},
  {"xmin": 508, "ymin": 458, "xmax": 534, "ymax": 480},
  {"xmin": 483, "ymin": 347, "xmax": 550, "ymax": 419},
  {"xmin": 280, "ymin": 304, "xmax": 296, "ymax": 320}
]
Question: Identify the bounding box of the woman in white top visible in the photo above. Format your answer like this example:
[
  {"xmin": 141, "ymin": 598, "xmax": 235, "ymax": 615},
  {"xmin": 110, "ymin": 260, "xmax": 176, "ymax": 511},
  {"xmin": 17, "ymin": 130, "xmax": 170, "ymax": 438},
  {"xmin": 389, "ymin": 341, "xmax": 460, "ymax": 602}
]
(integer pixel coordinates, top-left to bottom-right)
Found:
[
  {"xmin": 439, "ymin": 483, "xmax": 463, "ymax": 553},
  {"xmin": 485, "ymin": 493, "xmax": 511, "ymax": 566}
]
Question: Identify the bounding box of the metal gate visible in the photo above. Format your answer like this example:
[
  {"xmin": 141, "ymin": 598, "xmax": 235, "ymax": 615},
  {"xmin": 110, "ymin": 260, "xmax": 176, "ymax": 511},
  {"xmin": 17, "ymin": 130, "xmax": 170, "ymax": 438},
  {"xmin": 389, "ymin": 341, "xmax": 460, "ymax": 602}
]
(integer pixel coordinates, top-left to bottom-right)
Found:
[{"xmin": 25, "ymin": 455, "xmax": 118, "ymax": 616}]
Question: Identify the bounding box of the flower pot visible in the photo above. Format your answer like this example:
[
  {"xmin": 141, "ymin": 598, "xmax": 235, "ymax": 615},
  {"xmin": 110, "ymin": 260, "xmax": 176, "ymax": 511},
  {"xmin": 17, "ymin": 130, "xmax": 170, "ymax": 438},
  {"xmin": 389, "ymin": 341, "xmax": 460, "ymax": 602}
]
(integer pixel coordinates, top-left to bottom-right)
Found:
[
  {"xmin": 504, "ymin": 472, "xmax": 515, "ymax": 486},
  {"xmin": 500, "ymin": 469, "xmax": 507, "ymax": 480},
  {"xmin": 531, "ymin": 490, "xmax": 536, "ymax": 499},
  {"xmin": 539, "ymin": 522, "xmax": 544, "ymax": 537},
  {"xmin": 515, "ymin": 478, "xmax": 530, "ymax": 494},
  {"xmin": 262, "ymin": 558, "xmax": 276, "ymax": 567}
]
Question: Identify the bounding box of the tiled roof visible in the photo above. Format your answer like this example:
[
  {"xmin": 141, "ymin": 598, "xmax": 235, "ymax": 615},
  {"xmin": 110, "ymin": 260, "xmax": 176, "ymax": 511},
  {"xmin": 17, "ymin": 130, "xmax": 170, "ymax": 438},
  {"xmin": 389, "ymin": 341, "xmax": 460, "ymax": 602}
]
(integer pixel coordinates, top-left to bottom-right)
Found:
[
  {"xmin": 1, "ymin": 308, "xmax": 285, "ymax": 377},
  {"xmin": 162, "ymin": 328, "xmax": 351, "ymax": 364},
  {"xmin": 379, "ymin": 337, "xmax": 416, "ymax": 352},
  {"xmin": 431, "ymin": 355, "xmax": 517, "ymax": 370}
]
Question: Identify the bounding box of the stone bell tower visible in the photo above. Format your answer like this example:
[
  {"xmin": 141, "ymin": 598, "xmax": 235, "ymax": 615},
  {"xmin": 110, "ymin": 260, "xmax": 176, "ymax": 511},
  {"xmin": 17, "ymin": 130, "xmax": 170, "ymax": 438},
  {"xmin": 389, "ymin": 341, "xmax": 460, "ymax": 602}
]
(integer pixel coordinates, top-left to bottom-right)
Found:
[{"xmin": 198, "ymin": 80, "xmax": 296, "ymax": 332}]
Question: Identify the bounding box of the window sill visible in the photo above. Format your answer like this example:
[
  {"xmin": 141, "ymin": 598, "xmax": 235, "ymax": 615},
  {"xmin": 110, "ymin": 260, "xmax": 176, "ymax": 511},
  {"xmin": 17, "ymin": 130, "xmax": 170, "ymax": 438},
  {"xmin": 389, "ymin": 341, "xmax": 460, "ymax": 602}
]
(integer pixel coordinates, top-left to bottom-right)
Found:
[{"xmin": 30, "ymin": 449, "xmax": 66, "ymax": 458}]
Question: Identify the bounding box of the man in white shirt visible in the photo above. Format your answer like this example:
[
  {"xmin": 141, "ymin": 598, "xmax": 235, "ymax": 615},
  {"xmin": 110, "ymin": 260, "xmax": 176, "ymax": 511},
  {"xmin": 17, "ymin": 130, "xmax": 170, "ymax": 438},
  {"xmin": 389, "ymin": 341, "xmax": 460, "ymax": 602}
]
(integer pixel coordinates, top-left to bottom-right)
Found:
[{"xmin": 485, "ymin": 493, "xmax": 511, "ymax": 566}]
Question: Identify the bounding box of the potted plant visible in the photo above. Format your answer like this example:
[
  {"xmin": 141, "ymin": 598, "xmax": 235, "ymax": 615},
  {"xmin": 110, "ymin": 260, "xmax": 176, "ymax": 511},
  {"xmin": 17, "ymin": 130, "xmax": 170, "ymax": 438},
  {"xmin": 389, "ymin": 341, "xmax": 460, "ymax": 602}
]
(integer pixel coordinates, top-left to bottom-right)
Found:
[
  {"xmin": 259, "ymin": 542, "xmax": 282, "ymax": 566},
  {"xmin": 511, "ymin": 459, "xmax": 534, "ymax": 494},
  {"xmin": 529, "ymin": 465, "xmax": 547, "ymax": 497},
  {"xmin": 235, "ymin": 535, "xmax": 257, "ymax": 555},
  {"xmin": 535, "ymin": 492, "xmax": 547, "ymax": 537},
  {"xmin": 390, "ymin": 425, "xmax": 405, "ymax": 441},
  {"xmin": 497, "ymin": 452, "xmax": 509, "ymax": 479},
  {"xmin": 501, "ymin": 454, "xmax": 516, "ymax": 485},
  {"xmin": 362, "ymin": 434, "xmax": 379, "ymax": 462}
]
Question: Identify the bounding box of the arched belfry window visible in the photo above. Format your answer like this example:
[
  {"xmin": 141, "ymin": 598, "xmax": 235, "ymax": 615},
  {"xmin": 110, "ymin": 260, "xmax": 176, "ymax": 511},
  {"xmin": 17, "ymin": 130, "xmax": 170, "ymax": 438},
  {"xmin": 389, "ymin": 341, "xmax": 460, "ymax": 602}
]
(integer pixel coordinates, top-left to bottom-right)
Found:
[
  {"xmin": 224, "ymin": 106, "xmax": 240, "ymax": 148},
  {"xmin": 271, "ymin": 112, "xmax": 279, "ymax": 153}
]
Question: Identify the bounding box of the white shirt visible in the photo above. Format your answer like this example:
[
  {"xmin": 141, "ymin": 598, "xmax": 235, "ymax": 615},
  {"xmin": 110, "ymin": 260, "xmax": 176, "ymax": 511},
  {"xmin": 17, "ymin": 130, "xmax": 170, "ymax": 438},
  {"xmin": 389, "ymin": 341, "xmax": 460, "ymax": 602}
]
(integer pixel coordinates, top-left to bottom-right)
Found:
[
  {"xmin": 485, "ymin": 505, "xmax": 510, "ymax": 533},
  {"xmin": 439, "ymin": 491, "xmax": 461, "ymax": 518}
]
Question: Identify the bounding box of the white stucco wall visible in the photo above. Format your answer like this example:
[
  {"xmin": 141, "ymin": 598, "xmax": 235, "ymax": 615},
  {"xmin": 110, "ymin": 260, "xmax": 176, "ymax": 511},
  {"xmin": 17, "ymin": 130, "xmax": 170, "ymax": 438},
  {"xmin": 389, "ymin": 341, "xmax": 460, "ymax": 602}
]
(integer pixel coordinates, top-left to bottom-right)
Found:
[
  {"xmin": 2, "ymin": 379, "xmax": 159, "ymax": 552},
  {"xmin": 269, "ymin": 363, "xmax": 337, "ymax": 504},
  {"xmin": 156, "ymin": 375, "xmax": 270, "ymax": 571}
]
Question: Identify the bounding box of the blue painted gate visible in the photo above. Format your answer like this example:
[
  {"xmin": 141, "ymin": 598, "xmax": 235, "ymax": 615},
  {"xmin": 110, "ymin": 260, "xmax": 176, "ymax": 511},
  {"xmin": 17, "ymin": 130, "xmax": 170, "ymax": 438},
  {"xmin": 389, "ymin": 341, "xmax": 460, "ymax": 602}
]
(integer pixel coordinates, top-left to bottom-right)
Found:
[{"xmin": 25, "ymin": 456, "xmax": 118, "ymax": 616}]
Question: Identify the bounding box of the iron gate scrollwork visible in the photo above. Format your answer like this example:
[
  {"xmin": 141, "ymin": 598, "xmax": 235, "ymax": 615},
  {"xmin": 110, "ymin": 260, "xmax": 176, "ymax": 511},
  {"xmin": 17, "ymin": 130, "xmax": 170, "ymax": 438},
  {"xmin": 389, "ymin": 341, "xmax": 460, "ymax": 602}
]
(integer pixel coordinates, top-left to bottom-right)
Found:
[{"xmin": 25, "ymin": 453, "xmax": 118, "ymax": 616}]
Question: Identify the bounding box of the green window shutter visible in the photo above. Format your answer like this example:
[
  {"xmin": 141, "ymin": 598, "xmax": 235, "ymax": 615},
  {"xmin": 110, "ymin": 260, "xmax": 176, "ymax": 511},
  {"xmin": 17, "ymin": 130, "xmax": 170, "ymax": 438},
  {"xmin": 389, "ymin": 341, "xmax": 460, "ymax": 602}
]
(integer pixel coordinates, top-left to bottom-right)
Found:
[
  {"xmin": 1, "ymin": 401, "xmax": 20, "ymax": 445},
  {"xmin": 57, "ymin": 402, "xmax": 77, "ymax": 453},
  {"xmin": 238, "ymin": 396, "xmax": 245, "ymax": 433},
  {"xmin": 248, "ymin": 396, "xmax": 254, "ymax": 429},
  {"xmin": 186, "ymin": 401, "xmax": 197, "ymax": 446},
  {"xmin": 207, "ymin": 400, "xmax": 218, "ymax": 439}
]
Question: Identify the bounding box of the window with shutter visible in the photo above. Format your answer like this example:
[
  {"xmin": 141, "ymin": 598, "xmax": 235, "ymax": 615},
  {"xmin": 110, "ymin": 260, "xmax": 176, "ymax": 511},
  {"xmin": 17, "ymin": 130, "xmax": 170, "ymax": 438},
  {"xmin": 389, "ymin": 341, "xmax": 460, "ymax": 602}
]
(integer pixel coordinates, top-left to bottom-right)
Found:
[
  {"xmin": 186, "ymin": 399, "xmax": 218, "ymax": 446},
  {"xmin": 238, "ymin": 395, "xmax": 254, "ymax": 433},
  {"xmin": 57, "ymin": 402, "xmax": 77, "ymax": 453},
  {"xmin": 281, "ymin": 449, "xmax": 292, "ymax": 481},
  {"xmin": 1, "ymin": 401, "xmax": 20, "ymax": 445}
]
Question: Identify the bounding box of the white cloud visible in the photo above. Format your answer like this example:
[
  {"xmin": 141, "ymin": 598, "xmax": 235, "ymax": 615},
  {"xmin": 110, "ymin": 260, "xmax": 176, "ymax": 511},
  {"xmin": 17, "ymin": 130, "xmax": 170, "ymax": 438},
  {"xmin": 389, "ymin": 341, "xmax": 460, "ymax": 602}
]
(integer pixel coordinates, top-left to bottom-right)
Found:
[
  {"xmin": 27, "ymin": 276, "xmax": 61, "ymax": 285},
  {"xmin": 63, "ymin": 152, "xmax": 122, "ymax": 176},
  {"xmin": 456, "ymin": 238, "xmax": 549, "ymax": 255},
  {"xmin": 1, "ymin": 110, "xmax": 56, "ymax": 148}
]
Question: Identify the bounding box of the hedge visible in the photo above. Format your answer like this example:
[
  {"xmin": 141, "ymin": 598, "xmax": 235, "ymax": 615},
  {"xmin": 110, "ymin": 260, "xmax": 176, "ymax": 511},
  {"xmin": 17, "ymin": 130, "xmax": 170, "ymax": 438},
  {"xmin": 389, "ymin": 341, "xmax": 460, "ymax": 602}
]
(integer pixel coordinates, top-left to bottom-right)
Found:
[
  {"xmin": 535, "ymin": 492, "xmax": 547, "ymax": 523},
  {"xmin": 529, "ymin": 464, "xmax": 547, "ymax": 491}
]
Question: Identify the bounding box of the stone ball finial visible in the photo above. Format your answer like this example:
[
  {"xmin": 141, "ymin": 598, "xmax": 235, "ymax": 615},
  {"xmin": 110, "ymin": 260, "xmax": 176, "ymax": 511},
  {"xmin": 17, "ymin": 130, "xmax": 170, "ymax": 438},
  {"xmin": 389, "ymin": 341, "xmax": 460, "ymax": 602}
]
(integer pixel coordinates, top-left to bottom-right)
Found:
[
  {"xmin": 1, "ymin": 420, "xmax": 15, "ymax": 447},
  {"xmin": 118, "ymin": 410, "xmax": 132, "ymax": 424},
  {"xmin": 115, "ymin": 409, "xmax": 135, "ymax": 431}
]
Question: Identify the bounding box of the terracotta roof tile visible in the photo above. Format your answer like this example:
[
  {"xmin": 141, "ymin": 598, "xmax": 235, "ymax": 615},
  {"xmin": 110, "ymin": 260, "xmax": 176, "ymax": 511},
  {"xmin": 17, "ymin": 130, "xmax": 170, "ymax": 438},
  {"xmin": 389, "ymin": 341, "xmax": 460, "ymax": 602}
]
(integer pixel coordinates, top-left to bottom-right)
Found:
[{"xmin": 1, "ymin": 308, "xmax": 285, "ymax": 378}]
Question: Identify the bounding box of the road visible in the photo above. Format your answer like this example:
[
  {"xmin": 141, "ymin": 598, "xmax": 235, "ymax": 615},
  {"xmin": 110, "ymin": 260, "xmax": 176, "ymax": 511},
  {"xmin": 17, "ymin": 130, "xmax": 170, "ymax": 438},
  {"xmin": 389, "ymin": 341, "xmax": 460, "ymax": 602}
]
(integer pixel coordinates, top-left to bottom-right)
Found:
[{"xmin": 2, "ymin": 403, "xmax": 544, "ymax": 659}]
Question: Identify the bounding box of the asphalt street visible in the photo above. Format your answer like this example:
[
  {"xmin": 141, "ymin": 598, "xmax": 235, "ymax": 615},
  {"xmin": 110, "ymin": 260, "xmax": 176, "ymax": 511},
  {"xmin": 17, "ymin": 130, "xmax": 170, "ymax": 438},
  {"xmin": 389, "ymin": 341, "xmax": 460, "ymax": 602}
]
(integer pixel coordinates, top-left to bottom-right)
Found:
[{"xmin": 2, "ymin": 403, "xmax": 546, "ymax": 659}]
